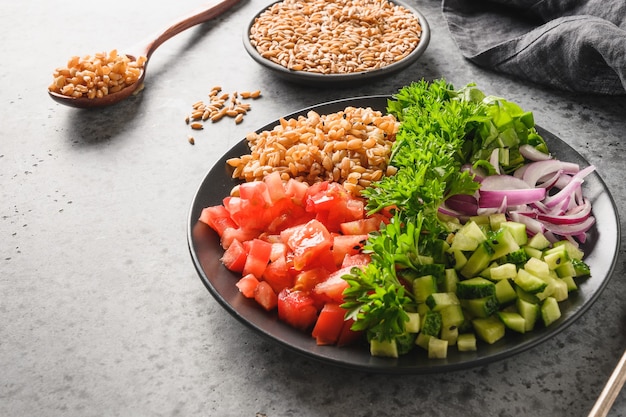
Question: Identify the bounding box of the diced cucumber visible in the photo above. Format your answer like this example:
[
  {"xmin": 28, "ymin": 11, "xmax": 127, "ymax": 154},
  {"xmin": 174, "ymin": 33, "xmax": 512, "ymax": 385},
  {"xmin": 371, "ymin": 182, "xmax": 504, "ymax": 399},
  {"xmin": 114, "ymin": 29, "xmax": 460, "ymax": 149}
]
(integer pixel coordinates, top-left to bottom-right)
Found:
[
  {"xmin": 421, "ymin": 311, "xmax": 442, "ymax": 336},
  {"xmin": 428, "ymin": 337, "xmax": 448, "ymax": 359},
  {"xmin": 524, "ymin": 257, "xmax": 550, "ymax": 280},
  {"xmin": 515, "ymin": 285, "xmax": 540, "ymax": 304},
  {"xmin": 514, "ymin": 269, "xmax": 548, "ymax": 294},
  {"xmin": 450, "ymin": 248, "xmax": 468, "ymax": 271},
  {"xmin": 413, "ymin": 275, "xmax": 438, "ymax": 304},
  {"xmin": 527, "ymin": 232, "xmax": 551, "ymax": 250},
  {"xmin": 472, "ymin": 316, "xmax": 506, "ymax": 344},
  {"xmin": 497, "ymin": 311, "xmax": 526, "ymax": 333},
  {"xmin": 461, "ymin": 295, "xmax": 499, "ymax": 318},
  {"xmin": 451, "ymin": 221, "xmax": 486, "ymax": 251},
  {"xmin": 541, "ymin": 296, "xmax": 561, "ymax": 327},
  {"xmin": 552, "ymin": 240, "xmax": 584, "ymax": 260},
  {"xmin": 417, "ymin": 302, "xmax": 430, "ymax": 316},
  {"xmin": 516, "ymin": 297, "xmax": 540, "ymax": 331},
  {"xmin": 536, "ymin": 277, "xmax": 568, "ymax": 302},
  {"xmin": 486, "ymin": 228, "xmax": 520, "ymax": 260},
  {"xmin": 571, "ymin": 258, "xmax": 591, "ymax": 277},
  {"xmin": 469, "ymin": 215, "xmax": 490, "ymax": 227},
  {"xmin": 405, "ymin": 312, "xmax": 421, "ymax": 333},
  {"xmin": 426, "ymin": 292, "xmax": 460, "ymax": 311},
  {"xmin": 502, "ymin": 248, "xmax": 530, "ymax": 266},
  {"xmin": 440, "ymin": 325, "xmax": 459, "ymax": 346},
  {"xmin": 415, "ymin": 332, "xmax": 432, "ymax": 350},
  {"xmin": 440, "ymin": 304, "xmax": 465, "ymax": 329},
  {"xmin": 442, "ymin": 268, "xmax": 460, "ymax": 293},
  {"xmin": 457, "ymin": 277, "xmax": 496, "ymax": 299},
  {"xmin": 500, "ymin": 221, "xmax": 528, "ymax": 246},
  {"xmin": 457, "ymin": 333, "xmax": 477, "ymax": 351},
  {"xmin": 489, "ymin": 263, "xmax": 518, "ymax": 280},
  {"xmin": 495, "ymin": 279, "xmax": 517, "ymax": 306},
  {"xmin": 561, "ymin": 275, "xmax": 578, "ymax": 292},
  {"xmin": 555, "ymin": 260, "xmax": 577, "ymax": 278},
  {"xmin": 489, "ymin": 213, "xmax": 507, "ymax": 231},
  {"xmin": 543, "ymin": 245, "xmax": 570, "ymax": 270},
  {"xmin": 370, "ymin": 339, "xmax": 398, "ymax": 358},
  {"xmin": 460, "ymin": 242, "xmax": 495, "ymax": 278},
  {"xmin": 524, "ymin": 246, "xmax": 543, "ymax": 260}
]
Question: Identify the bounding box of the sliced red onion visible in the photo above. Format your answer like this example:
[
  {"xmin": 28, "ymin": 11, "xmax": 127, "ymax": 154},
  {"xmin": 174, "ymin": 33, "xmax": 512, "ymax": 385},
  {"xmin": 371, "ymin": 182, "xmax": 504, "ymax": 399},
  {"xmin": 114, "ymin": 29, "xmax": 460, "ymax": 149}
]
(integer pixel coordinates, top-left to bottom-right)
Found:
[
  {"xmin": 519, "ymin": 144, "xmax": 552, "ymax": 161},
  {"xmin": 540, "ymin": 216, "xmax": 596, "ymax": 237},
  {"xmin": 479, "ymin": 175, "xmax": 546, "ymax": 208},
  {"xmin": 537, "ymin": 198, "xmax": 592, "ymax": 224},
  {"xmin": 489, "ymin": 149, "xmax": 501, "ymax": 175},
  {"xmin": 521, "ymin": 159, "xmax": 580, "ymax": 188}
]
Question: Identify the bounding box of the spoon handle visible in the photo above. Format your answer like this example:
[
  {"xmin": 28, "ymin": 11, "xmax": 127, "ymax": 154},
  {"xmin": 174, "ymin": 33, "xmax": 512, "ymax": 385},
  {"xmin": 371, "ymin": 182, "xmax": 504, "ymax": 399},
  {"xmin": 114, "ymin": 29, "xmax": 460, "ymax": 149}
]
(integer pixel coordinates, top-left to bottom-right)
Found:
[
  {"xmin": 588, "ymin": 348, "xmax": 626, "ymax": 417},
  {"xmin": 143, "ymin": 0, "xmax": 242, "ymax": 59}
]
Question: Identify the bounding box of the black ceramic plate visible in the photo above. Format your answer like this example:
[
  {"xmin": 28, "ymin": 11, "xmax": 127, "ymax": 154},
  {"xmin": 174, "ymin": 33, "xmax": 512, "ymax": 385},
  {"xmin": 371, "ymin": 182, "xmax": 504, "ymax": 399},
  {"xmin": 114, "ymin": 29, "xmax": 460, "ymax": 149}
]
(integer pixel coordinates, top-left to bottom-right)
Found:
[
  {"xmin": 187, "ymin": 96, "xmax": 620, "ymax": 374},
  {"xmin": 242, "ymin": 0, "xmax": 430, "ymax": 85}
]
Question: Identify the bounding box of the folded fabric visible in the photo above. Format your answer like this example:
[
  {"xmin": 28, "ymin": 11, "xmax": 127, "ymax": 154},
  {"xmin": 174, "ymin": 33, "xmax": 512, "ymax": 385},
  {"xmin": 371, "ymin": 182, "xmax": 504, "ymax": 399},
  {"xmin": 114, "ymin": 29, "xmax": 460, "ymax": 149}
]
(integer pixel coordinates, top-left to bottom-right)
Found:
[{"xmin": 442, "ymin": 0, "xmax": 626, "ymax": 95}]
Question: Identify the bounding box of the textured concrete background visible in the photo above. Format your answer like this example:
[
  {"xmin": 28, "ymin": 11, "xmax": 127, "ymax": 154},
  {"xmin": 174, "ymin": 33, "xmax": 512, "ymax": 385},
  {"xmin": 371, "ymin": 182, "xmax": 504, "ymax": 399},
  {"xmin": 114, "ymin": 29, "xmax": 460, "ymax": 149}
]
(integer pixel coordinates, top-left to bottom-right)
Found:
[{"xmin": 1, "ymin": 0, "xmax": 625, "ymax": 416}]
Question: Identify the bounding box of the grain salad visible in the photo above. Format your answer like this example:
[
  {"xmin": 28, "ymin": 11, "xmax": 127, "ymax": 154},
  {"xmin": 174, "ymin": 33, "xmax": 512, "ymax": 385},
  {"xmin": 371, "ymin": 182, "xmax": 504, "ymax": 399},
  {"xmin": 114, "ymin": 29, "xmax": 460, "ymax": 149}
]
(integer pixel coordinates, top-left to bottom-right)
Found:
[
  {"xmin": 249, "ymin": 0, "xmax": 423, "ymax": 74},
  {"xmin": 49, "ymin": 50, "xmax": 146, "ymax": 99},
  {"xmin": 226, "ymin": 106, "xmax": 398, "ymax": 195}
]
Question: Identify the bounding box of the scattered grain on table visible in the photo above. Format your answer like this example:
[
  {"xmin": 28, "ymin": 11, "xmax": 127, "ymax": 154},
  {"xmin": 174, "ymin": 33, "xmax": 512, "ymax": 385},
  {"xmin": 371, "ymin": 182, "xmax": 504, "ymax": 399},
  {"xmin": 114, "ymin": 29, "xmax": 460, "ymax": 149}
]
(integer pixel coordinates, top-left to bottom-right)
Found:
[{"xmin": 184, "ymin": 87, "xmax": 261, "ymax": 139}]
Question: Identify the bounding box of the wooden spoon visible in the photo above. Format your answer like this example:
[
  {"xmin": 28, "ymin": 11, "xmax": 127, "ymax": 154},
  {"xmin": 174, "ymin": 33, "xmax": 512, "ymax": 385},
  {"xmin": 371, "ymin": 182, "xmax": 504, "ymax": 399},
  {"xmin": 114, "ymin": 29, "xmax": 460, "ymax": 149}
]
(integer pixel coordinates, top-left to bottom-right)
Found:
[
  {"xmin": 588, "ymin": 348, "xmax": 626, "ymax": 417},
  {"xmin": 48, "ymin": 0, "xmax": 242, "ymax": 109}
]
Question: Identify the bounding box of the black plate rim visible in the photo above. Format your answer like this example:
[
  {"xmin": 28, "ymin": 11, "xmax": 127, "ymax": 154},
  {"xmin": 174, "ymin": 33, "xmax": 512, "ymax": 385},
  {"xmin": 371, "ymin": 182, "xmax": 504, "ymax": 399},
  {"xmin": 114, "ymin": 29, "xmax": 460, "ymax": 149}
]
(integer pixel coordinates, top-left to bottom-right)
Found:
[
  {"xmin": 242, "ymin": 0, "xmax": 431, "ymax": 85},
  {"xmin": 187, "ymin": 95, "xmax": 621, "ymax": 374}
]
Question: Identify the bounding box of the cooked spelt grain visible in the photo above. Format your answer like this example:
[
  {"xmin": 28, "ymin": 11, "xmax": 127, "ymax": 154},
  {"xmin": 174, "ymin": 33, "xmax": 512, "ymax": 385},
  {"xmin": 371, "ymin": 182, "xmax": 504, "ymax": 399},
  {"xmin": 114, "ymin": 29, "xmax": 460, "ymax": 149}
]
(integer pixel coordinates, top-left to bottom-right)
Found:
[
  {"xmin": 227, "ymin": 106, "xmax": 398, "ymax": 195},
  {"xmin": 49, "ymin": 50, "xmax": 146, "ymax": 99},
  {"xmin": 249, "ymin": 0, "xmax": 422, "ymax": 75}
]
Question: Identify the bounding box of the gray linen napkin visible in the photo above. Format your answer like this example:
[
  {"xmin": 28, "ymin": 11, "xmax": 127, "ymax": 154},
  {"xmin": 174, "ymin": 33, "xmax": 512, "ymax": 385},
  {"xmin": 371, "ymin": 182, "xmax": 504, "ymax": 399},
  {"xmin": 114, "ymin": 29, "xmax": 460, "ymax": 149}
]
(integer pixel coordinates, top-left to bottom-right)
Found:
[{"xmin": 442, "ymin": 0, "xmax": 626, "ymax": 95}]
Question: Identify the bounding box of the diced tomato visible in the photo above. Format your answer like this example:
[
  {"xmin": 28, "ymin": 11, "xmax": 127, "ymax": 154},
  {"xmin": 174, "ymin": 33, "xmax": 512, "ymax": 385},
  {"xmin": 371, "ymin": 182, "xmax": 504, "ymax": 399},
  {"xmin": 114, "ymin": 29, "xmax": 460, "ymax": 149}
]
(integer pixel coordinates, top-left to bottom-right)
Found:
[
  {"xmin": 341, "ymin": 253, "xmax": 371, "ymax": 268},
  {"xmin": 345, "ymin": 198, "xmax": 365, "ymax": 220},
  {"xmin": 340, "ymin": 217, "xmax": 383, "ymax": 235},
  {"xmin": 262, "ymin": 256, "xmax": 294, "ymax": 293},
  {"xmin": 242, "ymin": 238, "xmax": 272, "ymax": 278},
  {"xmin": 284, "ymin": 178, "xmax": 309, "ymax": 205},
  {"xmin": 313, "ymin": 266, "xmax": 352, "ymax": 304},
  {"xmin": 254, "ymin": 281, "xmax": 278, "ymax": 311},
  {"xmin": 306, "ymin": 182, "xmax": 366, "ymax": 232},
  {"xmin": 277, "ymin": 288, "xmax": 318, "ymax": 331},
  {"xmin": 280, "ymin": 219, "xmax": 333, "ymax": 271},
  {"xmin": 293, "ymin": 267, "xmax": 330, "ymax": 292},
  {"xmin": 239, "ymin": 180, "xmax": 272, "ymax": 207},
  {"xmin": 268, "ymin": 242, "xmax": 288, "ymax": 262},
  {"xmin": 265, "ymin": 198, "xmax": 313, "ymax": 233},
  {"xmin": 263, "ymin": 171, "xmax": 287, "ymax": 203},
  {"xmin": 220, "ymin": 227, "xmax": 259, "ymax": 250},
  {"xmin": 312, "ymin": 303, "xmax": 347, "ymax": 345},
  {"xmin": 236, "ymin": 273, "xmax": 259, "ymax": 298},
  {"xmin": 336, "ymin": 318, "xmax": 363, "ymax": 347},
  {"xmin": 199, "ymin": 205, "xmax": 237, "ymax": 236},
  {"xmin": 220, "ymin": 238, "xmax": 248, "ymax": 272},
  {"xmin": 331, "ymin": 234, "xmax": 368, "ymax": 266}
]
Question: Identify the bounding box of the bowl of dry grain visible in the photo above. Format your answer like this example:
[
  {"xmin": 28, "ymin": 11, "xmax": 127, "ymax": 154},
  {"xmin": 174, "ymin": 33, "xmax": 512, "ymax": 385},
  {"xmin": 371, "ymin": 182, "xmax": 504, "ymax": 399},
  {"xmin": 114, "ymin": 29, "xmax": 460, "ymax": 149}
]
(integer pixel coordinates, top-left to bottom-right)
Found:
[{"xmin": 243, "ymin": 0, "xmax": 430, "ymax": 85}]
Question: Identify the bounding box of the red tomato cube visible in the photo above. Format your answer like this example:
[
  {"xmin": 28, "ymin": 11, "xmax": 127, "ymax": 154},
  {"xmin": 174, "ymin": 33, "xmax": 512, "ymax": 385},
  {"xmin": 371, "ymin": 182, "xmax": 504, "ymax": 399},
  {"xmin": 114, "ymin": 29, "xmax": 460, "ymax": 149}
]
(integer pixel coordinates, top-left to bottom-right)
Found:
[
  {"xmin": 277, "ymin": 288, "xmax": 318, "ymax": 331},
  {"xmin": 236, "ymin": 274, "xmax": 259, "ymax": 298},
  {"xmin": 312, "ymin": 303, "xmax": 347, "ymax": 345},
  {"xmin": 254, "ymin": 281, "xmax": 278, "ymax": 311},
  {"xmin": 242, "ymin": 238, "xmax": 273, "ymax": 278}
]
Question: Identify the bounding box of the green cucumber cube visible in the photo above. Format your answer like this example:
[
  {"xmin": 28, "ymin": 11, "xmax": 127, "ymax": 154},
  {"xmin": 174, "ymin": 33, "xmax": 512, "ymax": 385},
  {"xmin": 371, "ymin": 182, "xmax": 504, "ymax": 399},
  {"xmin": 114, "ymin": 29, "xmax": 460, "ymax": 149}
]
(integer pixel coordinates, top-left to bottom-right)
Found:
[
  {"xmin": 472, "ymin": 316, "xmax": 506, "ymax": 344},
  {"xmin": 541, "ymin": 296, "xmax": 561, "ymax": 327},
  {"xmin": 370, "ymin": 339, "xmax": 398, "ymax": 358},
  {"xmin": 457, "ymin": 333, "xmax": 477, "ymax": 351},
  {"xmin": 428, "ymin": 337, "xmax": 449, "ymax": 359}
]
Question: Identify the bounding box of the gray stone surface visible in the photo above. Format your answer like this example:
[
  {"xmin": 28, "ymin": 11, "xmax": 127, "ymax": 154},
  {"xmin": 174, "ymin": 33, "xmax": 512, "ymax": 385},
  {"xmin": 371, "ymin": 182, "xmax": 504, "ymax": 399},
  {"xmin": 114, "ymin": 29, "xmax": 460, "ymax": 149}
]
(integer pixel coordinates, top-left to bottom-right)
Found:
[{"xmin": 1, "ymin": 0, "xmax": 625, "ymax": 416}]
